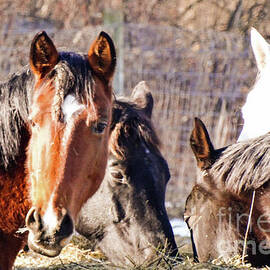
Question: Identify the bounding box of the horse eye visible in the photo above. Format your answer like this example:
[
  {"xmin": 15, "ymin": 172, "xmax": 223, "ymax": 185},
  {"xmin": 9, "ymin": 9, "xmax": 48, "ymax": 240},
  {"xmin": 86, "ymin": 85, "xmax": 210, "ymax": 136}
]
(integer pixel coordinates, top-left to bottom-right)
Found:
[
  {"xmin": 111, "ymin": 171, "xmax": 123, "ymax": 179},
  {"xmin": 92, "ymin": 121, "xmax": 107, "ymax": 134},
  {"xmin": 111, "ymin": 170, "xmax": 126, "ymax": 184}
]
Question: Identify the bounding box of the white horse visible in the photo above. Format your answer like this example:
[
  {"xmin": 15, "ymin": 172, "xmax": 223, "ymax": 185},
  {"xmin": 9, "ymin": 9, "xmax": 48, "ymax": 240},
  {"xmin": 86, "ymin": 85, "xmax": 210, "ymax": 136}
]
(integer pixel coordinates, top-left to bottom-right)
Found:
[{"xmin": 238, "ymin": 28, "xmax": 270, "ymax": 141}]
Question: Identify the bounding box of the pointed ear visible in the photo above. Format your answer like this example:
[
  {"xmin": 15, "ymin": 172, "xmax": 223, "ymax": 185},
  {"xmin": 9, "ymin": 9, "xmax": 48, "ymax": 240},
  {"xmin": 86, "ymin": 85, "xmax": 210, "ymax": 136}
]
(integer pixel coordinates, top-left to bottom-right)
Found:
[
  {"xmin": 88, "ymin": 31, "xmax": 116, "ymax": 83},
  {"xmin": 190, "ymin": 118, "xmax": 215, "ymax": 170},
  {"xmin": 131, "ymin": 81, "xmax": 153, "ymax": 118},
  {"xmin": 250, "ymin": 27, "xmax": 270, "ymax": 71},
  {"xmin": 30, "ymin": 31, "xmax": 59, "ymax": 79}
]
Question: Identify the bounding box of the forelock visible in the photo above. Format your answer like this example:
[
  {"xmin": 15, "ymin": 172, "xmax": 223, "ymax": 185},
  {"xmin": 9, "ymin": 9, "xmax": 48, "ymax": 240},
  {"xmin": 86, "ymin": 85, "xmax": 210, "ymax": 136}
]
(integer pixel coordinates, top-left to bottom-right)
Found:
[{"xmin": 50, "ymin": 52, "xmax": 94, "ymax": 121}]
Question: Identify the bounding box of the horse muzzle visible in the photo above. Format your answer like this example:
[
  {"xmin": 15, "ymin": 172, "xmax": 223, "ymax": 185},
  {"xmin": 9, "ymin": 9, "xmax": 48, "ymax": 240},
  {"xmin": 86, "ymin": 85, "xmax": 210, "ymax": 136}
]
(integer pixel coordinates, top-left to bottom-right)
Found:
[{"xmin": 25, "ymin": 207, "xmax": 74, "ymax": 257}]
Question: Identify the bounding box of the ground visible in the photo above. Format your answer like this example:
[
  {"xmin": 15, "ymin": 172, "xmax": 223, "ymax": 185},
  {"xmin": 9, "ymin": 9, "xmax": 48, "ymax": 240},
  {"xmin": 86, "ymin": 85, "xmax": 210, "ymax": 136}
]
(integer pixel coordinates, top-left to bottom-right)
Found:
[{"xmin": 14, "ymin": 235, "xmax": 260, "ymax": 270}]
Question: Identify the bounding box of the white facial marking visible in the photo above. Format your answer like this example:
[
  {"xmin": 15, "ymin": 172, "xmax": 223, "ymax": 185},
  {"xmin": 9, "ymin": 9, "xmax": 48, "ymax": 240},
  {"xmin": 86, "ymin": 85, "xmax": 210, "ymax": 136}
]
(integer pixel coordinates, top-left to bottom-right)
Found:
[
  {"xmin": 61, "ymin": 95, "xmax": 85, "ymax": 122},
  {"xmin": 43, "ymin": 193, "xmax": 59, "ymax": 233}
]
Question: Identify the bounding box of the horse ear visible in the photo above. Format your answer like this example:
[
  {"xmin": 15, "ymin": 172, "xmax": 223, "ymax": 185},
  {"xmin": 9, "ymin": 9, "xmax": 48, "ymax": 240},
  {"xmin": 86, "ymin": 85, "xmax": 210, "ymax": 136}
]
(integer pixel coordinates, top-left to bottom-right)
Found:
[
  {"xmin": 190, "ymin": 118, "xmax": 215, "ymax": 170},
  {"xmin": 250, "ymin": 27, "xmax": 270, "ymax": 71},
  {"xmin": 88, "ymin": 31, "xmax": 116, "ymax": 83},
  {"xmin": 131, "ymin": 81, "xmax": 153, "ymax": 118},
  {"xmin": 30, "ymin": 31, "xmax": 59, "ymax": 79}
]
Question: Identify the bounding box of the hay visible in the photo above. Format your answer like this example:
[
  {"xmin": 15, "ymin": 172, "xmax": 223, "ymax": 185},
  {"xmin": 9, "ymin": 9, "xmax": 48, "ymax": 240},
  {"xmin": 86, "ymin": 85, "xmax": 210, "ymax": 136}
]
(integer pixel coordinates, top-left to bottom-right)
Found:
[
  {"xmin": 14, "ymin": 236, "xmax": 109, "ymax": 270},
  {"xmin": 14, "ymin": 235, "xmax": 264, "ymax": 270}
]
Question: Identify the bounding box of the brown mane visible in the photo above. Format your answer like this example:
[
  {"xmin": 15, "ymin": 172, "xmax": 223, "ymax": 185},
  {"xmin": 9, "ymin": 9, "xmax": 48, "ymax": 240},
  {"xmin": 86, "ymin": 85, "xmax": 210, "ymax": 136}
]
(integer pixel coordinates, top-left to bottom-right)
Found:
[
  {"xmin": 210, "ymin": 133, "xmax": 270, "ymax": 193},
  {"xmin": 109, "ymin": 98, "xmax": 160, "ymax": 160}
]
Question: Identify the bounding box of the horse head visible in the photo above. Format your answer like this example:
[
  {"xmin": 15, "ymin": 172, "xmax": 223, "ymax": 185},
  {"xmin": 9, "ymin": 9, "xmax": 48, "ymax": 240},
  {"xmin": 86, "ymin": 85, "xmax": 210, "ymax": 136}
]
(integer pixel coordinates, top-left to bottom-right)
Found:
[{"xmin": 25, "ymin": 31, "xmax": 116, "ymax": 257}]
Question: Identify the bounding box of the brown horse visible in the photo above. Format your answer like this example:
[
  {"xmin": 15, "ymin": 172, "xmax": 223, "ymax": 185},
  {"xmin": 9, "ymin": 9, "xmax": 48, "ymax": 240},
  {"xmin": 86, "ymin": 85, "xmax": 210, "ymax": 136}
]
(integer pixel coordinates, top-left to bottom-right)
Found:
[
  {"xmin": 76, "ymin": 82, "xmax": 179, "ymax": 266},
  {"xmin": 0, "ymin": 31, "xmax": 116, "ymax": 269},
  {"xmin": 185, "ymin": 118, "xmax": 270, "ymax": 267}
]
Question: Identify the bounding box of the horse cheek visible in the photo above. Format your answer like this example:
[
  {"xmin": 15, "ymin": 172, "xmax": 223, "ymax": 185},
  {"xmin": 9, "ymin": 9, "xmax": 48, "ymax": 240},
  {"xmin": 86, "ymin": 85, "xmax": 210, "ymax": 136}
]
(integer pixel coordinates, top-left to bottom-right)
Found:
[{"xmin": 85, "ymin": 134, "xmax": 109, "ymax": 203}]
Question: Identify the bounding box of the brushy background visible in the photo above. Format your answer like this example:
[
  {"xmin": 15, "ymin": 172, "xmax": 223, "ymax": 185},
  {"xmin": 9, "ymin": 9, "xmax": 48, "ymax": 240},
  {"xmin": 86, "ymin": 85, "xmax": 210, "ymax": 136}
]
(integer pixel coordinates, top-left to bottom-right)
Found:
[{"xmin": 1, "ymin": 0, "xmax": 270, "ymax": 268}]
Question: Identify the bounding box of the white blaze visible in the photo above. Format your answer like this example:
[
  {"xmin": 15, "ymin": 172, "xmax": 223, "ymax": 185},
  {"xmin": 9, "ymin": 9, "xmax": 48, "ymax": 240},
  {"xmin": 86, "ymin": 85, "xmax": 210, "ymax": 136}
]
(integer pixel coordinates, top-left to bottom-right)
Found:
[
  {"xmin": 61, "ymin": 95, "xmax": 85, "ymax": 122},
  {"xmin": 43, "ymin": 192, "xmax": 59, "ymax": 233}
]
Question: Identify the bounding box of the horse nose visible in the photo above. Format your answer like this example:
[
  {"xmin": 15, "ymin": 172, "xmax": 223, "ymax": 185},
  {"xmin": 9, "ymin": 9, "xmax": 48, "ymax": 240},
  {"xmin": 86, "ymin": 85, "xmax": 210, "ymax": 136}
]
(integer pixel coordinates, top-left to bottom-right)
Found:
[
  {"xmin": 25, "ymin": 207, "xmax": 74, "ymax": 256},
  {"xmin": 58, "ymin": 212, "xmax": 73, "ymax": 239},
  {"xmin": 26, "ymin": 207, "xmax": 73, "ymax": 239},
  {"xmin": 25, "ymin": 207, "xmax": 42, "ymax": 231}
]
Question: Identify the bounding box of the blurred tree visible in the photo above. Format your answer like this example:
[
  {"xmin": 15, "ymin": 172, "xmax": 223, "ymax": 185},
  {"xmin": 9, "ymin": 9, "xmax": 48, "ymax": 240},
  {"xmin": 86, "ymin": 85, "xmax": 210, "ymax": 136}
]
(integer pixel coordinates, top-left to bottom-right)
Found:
[{"xmin": 1, "ymin": 0, "xmax": 270, "ymax": 36}]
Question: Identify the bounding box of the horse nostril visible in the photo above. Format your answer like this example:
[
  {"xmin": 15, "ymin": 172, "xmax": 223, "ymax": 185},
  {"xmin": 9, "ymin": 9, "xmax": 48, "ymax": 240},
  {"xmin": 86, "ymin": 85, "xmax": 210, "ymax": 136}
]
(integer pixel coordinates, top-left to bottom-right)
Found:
[
  {"xmin": 26, "ymin": 207, "xmax": 42, "ymax": 231},
  {"xmin": 59, "ymin": 213, "xmax": 73, "ymax": 238}
]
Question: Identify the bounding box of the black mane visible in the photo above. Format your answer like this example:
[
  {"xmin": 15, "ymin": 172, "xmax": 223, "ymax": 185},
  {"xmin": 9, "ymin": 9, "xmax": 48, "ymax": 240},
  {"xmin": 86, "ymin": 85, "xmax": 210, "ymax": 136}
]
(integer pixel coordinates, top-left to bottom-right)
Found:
[{"xmin": 0, "ymin": 67, "xmax": 33, "ymax": 170}]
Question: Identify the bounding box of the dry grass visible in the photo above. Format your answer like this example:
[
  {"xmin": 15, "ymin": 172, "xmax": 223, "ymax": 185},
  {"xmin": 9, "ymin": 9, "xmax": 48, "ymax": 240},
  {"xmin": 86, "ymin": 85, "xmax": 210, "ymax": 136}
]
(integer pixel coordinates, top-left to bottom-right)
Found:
[
  {"xmin": 14, "ymin": 243, "xmax": 109, "ymax": 269},
  {"xmin": 14, "ymin": 235, "xmax": 264, "ymax": 270}
]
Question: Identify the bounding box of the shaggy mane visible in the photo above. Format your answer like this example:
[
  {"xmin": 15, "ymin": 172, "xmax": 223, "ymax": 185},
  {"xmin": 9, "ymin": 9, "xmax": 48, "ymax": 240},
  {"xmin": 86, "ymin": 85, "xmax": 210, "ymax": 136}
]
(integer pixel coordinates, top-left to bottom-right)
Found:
[
  {"xmin": 211, "ymin": 133, "xmax": 270, "ymax": 193},
  {"xmin": 0, "ymin": 67, "xmax": 33, "ymax": 170}
]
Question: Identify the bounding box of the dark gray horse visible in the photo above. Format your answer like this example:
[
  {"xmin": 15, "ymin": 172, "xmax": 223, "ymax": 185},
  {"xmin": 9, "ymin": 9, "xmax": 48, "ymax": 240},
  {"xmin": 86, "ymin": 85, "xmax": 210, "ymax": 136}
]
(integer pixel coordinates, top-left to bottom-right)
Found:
[
  {"xmin": 185, "ymin": 118, "xmax": 270, "ymax": 267},
  {"xmin": 76, "ymin": 82, "xmax": 179, "ymax": 266}
]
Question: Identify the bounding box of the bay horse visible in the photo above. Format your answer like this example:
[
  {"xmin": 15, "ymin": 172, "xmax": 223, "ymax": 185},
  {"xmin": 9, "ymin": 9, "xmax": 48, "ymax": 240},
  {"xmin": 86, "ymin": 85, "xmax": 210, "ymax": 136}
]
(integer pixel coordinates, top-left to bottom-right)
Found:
[
  {"xmin": 238, "ymin": 27, "xmax": 270, "ymax": 141},
  {"xmin": 0, "ymin": 31, "xmax": 116, "ymax": 269},
  {"xmin": 76, "ymin": 81, "xmax": 179, "ymax": 266},
  {"xmin": 185, "ymin": 118, "xmax": 270, "ymax": 266}
]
